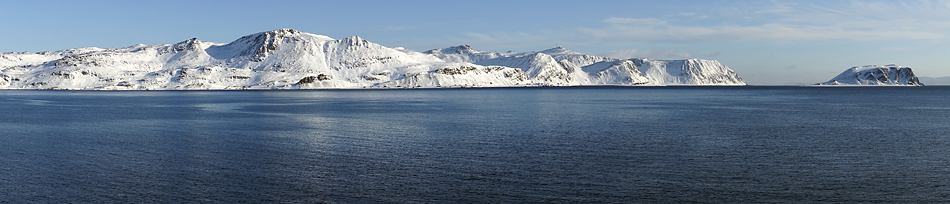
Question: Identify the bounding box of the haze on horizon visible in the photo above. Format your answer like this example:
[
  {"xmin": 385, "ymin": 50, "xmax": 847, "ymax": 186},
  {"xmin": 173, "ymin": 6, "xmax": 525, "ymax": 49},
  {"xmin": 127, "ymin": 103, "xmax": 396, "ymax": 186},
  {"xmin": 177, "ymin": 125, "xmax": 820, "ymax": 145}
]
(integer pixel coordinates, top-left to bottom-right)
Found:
[{"xmin": 2, "ymin": 0, "xmax": 948, "ymax": 85}]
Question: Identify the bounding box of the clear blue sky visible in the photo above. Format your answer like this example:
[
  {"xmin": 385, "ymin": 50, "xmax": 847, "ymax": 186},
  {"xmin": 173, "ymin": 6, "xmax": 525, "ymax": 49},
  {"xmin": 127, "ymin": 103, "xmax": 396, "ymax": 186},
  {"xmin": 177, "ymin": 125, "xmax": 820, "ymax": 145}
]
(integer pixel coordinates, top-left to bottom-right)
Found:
[{"xmin": 2, "ymin": 0, "xmax": 949, "ymax": 85}]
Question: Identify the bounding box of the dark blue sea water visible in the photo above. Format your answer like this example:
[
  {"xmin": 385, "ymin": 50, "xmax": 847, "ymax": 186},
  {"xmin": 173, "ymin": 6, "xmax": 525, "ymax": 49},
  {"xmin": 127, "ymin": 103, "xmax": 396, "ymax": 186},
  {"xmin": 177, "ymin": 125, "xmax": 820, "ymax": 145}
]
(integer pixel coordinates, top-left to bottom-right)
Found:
[{"xmin": 2, "ymin": 86, "xmax": 949, "ymax": 203}]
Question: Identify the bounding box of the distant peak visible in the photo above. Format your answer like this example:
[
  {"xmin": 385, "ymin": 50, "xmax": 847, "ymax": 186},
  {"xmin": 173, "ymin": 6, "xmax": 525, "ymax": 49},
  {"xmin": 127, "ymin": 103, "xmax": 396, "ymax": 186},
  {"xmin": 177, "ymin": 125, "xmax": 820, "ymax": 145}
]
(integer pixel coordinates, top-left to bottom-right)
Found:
[
  {"xmin": 448, "ymin": 45, "xmax": 475, "ymax": 54},
  {"xmin": 540, "ymin": 46, "xmax": 579, "ymax": 55},
  {"xmin": 235, "ymin": 29, "xmax": 300, "ymax": 43},
  {"xmin": 225, "ymin": 29, "xmax": 308, "ymax": 61},
  {"xmin": 235, "ymin": 29, "xmax": 311, "ymax": 42},
  {"xmin": 264, "ymin": 28, "xmax": 301, "ymax": 36},
  {"xmin": 850, "ymin": 64, "xmax": 906, "ymax": 72},
  {"xmin": 343, "ymin": 35, "xmax": 364, "ymax": 41},
  {"xmin": 171, "ymin": 38, "xmax": 202, "ymax": 52},
  {"xmin": 174, "ymin": 37, "xmax": 200, "ymax": 45},
  {"xmin": 425, "ymin": 45, "xmax": 478, "ymax": 54}
]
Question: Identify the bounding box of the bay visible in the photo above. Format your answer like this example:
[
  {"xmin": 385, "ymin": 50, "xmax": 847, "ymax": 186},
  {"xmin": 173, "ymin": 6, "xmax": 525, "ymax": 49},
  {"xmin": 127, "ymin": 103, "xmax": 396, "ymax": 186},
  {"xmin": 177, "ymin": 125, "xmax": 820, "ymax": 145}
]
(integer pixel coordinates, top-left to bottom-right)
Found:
[{"xmin": 1, "ymin": 86, "xmax": 949, "ymax": 203}]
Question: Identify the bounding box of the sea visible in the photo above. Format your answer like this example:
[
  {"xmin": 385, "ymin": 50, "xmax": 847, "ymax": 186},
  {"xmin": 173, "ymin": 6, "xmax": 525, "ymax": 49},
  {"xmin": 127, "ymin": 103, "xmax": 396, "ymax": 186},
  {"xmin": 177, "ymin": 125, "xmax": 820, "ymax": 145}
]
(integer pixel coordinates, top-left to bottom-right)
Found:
[{"xmin": 1, "ymin": 86, "xmax": 949, "ymax": 203}]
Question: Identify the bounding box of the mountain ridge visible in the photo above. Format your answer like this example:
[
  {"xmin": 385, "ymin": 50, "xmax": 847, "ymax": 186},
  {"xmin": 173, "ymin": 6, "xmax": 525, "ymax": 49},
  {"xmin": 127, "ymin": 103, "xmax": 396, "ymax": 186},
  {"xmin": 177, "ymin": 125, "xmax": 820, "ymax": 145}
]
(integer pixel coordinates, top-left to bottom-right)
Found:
[{"xmin": 0, "ymin": 29, "xmax": 747, "ymax": 90}]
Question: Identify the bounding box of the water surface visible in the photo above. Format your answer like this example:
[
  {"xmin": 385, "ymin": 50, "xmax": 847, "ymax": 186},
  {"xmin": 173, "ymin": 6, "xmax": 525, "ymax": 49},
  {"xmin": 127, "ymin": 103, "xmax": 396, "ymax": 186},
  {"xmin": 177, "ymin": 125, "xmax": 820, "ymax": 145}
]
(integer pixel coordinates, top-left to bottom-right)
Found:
[{"xmin": 1, "ymin": 86, "xmax": 949, "ymax": 203}]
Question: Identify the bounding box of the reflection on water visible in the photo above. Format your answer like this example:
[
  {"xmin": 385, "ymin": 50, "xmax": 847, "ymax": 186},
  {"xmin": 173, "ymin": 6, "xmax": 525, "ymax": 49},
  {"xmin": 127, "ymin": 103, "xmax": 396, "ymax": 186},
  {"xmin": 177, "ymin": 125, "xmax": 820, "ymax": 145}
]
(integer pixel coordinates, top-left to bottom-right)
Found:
[
  {"xmin": 194, "ymin": 103, "xmax": 270, "ymax": 114},
  {"xmin": 1, "ymin": 87, "xmax": 950, "ymax": 203},
  {"xmin": 20, "ymin": 99, "xmax": 54, "ymax": 106}
]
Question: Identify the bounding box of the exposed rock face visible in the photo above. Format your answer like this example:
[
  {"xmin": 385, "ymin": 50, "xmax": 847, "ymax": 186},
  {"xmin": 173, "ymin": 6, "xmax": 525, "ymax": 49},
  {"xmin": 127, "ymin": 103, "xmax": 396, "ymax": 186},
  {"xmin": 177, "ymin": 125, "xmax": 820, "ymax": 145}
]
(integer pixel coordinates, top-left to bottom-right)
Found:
[
  {"xmin": 0, "ymin": 29, "xmax": 748, "ymax": 90},
  {"xmin": 223, "ymin": 28, "xmax": 305, "ymax": 61},
  {"xmin": 298, "ymin": 76, "xmax": 317, "ymax": 84},
  {"xmin": 817, "ymin": 64, "xmax": 923, "ymax": 86}
]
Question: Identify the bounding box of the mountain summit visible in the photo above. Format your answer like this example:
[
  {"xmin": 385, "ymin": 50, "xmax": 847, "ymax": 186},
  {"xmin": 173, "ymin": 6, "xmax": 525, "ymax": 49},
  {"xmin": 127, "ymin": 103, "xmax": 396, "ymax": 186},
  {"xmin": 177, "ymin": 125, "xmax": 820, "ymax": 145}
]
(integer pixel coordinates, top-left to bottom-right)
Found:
[
  {"xmin": 817, "ymin": 64, "xmax": 923, "ymax": 86},
  {"xmin": 0, "ymin": 29, "xmax": 746, "ymax": 90}
]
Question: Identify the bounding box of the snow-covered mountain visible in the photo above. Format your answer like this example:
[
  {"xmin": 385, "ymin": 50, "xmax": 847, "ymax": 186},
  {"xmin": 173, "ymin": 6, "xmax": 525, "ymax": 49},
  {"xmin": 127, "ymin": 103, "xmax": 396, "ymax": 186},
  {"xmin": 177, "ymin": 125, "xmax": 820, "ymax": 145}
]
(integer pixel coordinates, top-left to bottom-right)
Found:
[
  {"xmin": 0, "ymin": 29, "xmax": 746, "ymax": 90},
  {"xmin": 817, "ymin": 64, "xmax": 923, "ymax": 86},
  {"xmin": 426, "ymin": 46, "xmax": 745, "ymax": 86}
]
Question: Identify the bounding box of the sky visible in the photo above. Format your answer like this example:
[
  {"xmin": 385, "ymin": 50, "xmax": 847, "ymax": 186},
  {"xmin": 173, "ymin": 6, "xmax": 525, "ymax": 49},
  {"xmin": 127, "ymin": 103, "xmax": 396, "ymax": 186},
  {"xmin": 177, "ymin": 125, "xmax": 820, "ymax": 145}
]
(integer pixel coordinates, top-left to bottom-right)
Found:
[{"xmin": 2, "ymin": 0, "xmax": 949, "ymax": 85}]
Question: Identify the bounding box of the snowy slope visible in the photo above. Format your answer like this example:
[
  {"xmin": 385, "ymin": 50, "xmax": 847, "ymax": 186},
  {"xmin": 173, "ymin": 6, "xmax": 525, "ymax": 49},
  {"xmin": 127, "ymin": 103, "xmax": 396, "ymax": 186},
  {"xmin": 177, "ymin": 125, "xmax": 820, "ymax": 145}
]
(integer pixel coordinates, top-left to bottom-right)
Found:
[
  {"xmin": 476, "ymin": 52, "xmax": 580, "ymax": 85},
  {"xmin": 584, "ymin": 60, "xmax": 650, "ymax": 85},
  {"xmin": 817, "ymin": 64, "xmax": 923, "ymax": 86},
  {"xmin": 631, "ymin": 58, "xmax": 745, "ymax": 85},
  {"xmin": 1, "ymin": 29, "xmax": 747, "ymax": 90},
  {"xmin": 427, "ymin": 45, "xmax": 746, "ymax": 86}
]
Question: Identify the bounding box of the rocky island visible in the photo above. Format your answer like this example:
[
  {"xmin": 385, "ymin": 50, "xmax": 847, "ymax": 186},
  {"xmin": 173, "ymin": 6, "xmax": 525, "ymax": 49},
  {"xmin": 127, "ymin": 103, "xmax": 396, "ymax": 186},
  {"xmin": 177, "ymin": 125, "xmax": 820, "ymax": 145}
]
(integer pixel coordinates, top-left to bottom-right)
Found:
[{"xmin": 817, "ymin": 64, "xmax": 922, "ymax": 86}]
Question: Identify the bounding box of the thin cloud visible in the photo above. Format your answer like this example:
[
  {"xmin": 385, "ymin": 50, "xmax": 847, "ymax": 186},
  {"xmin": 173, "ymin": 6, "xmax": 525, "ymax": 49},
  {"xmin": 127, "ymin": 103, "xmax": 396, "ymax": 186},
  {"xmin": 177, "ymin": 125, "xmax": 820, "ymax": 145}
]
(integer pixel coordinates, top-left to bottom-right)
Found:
[
  {"xmin": 432, "ymin": 1, "xmax": 950, "ymax": 54},
  {"xmin": 754, "ymin": 1, "xmax": 795, "ymax": 14},
  {"xmin": 580, "ymin": 15, "xmax": 945, "ymax": 44},
  {"xmin": 602, "ymin": 17, "xmax": 667, "ymax": 26},
  {"xmin": 678, "ymin": 12, "xmax": 708, "ymax": 20}
]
